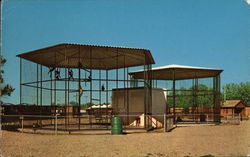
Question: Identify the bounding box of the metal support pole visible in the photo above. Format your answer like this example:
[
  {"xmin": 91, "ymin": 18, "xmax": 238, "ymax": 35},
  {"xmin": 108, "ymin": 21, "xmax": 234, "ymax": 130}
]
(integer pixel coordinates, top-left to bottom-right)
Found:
[
  {"xmin": 207, "ymin": 114, "xmax": 209, "ymax": 124},
  {"xmin": 55, "ymin": 114, "xmax": 58, "ymax": 135},
  {"xmin": 36, "ymin": 64, "xmax": 39, "ymax": 125},
  {"xmin": 20, "ymin": 59, "xmax": 22, "ymax": 105},
  {"xmin": 90, "ymin": 48, "xmax": 92, "ymax": 128},
  {"xmin": 67, "ymin": 59, "xmax": 70, "ymax": 126},
  {"xmin": 40, "ymin": 65, "xmax": 42, "ymax": 126},
  {"xmin": 50, "ymin": 65, "xmax": 53, "ymax": 126},
  {"xmin": 21, "ymin": 116, "xmax": 24, "ymax": 133},
  {"xmin": 106, "ymin": 70, "xmax": 108, "ymax": 126},
  {"xmin": 116, "ymin": 49, "xmax": 118, "ymax": 88},
  {"xmin": 65, "ymin": 67, "xmax": 67, "ymax": 130},
  {"xmin": 99, "ymin": 70, "xmax": 101, "ymax": 106},
  {"xmin": 37, "ymin": 64, "xmax": 39, "ymax": 106},
  {"xmin": 195, "ymin": 78, "xmax": 198, "ymax": 122},
  {"xmin": 143, "ymin": 64, "xmax": 146, "ymax": 128},
  {"xmin": 64, "ymin": 45, "xmax": 68, "ymax": 129},
  {"xmin": 126, "ymin": 67, "xmax": 129, "ymax": 127},
  {"xmin": 163, "ymin": 113, "xmax": 166, "ymax": 132},
  {"xmin": 54, "ymin": 52, "xmax": 57, "ymax": 130},
  {"xmin": 172, "ymin": 69, "xmax": 176, "ymax": 123},
  {"xmin": 78, "ymin": 48, "xmax": 81, "ymax": 130}
]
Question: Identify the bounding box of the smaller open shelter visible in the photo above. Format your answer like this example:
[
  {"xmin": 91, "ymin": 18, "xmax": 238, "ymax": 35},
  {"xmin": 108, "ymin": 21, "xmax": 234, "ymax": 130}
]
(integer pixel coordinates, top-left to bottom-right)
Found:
[{"xmin": 129, "ymin": 64, "xmax": 223, "ymax": 123}]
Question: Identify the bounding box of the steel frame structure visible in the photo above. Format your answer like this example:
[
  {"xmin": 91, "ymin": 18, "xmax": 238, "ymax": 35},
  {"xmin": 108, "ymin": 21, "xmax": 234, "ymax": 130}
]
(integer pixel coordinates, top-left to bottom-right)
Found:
[
  {"xmin": 130, "ymin": 65, "xmax": 223, "ymax": 123},
  {"xmin": 152, "ymin": 73, "xmax": 221, "ymax": 123},
  {"xmin": 17, "ymin": 44, "xmax": 154, "ymax": 130}
]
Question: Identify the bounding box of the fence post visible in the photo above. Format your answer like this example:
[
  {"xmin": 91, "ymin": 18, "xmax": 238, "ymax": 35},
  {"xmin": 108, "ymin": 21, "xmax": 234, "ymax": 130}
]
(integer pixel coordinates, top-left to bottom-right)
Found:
[
  {"xmin": 206, "ymin": 114, "xmax": 208, "ymax": 124},
  {"xmin": 55, "ymin": 114, "xmax": 58, "ymax": 135},
  {"xmin": 238, "ymin": 113, "xmax": 240, "ymax": 123},
  {"xmin": 21, "ymin": 116, "xmax": 24, "ymax": 133},
  {"xmin": 163, "ymin": 113, "xmax": 166, "ymax": 133}
]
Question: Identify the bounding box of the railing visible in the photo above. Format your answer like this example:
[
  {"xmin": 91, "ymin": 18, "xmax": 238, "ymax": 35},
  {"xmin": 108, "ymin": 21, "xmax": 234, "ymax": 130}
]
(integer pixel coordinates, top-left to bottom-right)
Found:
[
  {"xmin": 164, "ymin": 114, "xmax": 174, "ymax": 132},
  {"xmin": 0, "ymin": 113, "xmax": 242, "ymax": 135},
  {"xmin": 221, "ymin": 113, "xmax": 241, "ymax": 125}
]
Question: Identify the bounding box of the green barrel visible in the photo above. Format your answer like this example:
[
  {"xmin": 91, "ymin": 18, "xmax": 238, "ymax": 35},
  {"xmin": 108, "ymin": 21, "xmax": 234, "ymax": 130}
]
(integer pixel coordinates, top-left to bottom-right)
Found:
[{"xmin": 111, "ymin": 117, "xmax": 123, "ymax": 135}]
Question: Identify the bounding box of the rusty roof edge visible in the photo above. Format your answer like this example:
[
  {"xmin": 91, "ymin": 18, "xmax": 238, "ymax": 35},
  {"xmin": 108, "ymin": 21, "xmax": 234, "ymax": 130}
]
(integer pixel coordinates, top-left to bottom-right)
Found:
[
  {"xmin": 16, "ymin": 43, "xmax": 152, "ymax": 58},
  {"xmin": 16, "ymin": 43, "xmax": 64, "ymax": 58}
]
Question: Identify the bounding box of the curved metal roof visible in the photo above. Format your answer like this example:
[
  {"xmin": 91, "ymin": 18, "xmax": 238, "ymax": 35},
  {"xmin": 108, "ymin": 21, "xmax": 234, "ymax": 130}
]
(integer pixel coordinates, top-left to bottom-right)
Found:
[{"xmin": 17, "ymin": 43, "xmax": 155, "ymax": 70}]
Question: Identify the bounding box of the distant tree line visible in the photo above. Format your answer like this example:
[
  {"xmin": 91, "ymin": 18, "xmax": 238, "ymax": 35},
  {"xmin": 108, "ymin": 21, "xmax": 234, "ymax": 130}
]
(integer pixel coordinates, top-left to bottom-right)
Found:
[
  {"xmin": 167, "ymin": 82, "xmax": 250, "ymax": 108},
  {"xmin": 222, "ymin": 82, "xmax": 250, "ymax": 106},
  {"xmin": 69, "ymin": 101, "xmax": 94, "ymax": 109}
]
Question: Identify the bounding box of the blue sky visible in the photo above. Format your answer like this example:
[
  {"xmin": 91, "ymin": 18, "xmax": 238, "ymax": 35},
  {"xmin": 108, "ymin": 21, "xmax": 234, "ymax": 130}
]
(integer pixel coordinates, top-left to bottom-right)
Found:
[{"xmin": 2, "ymin": 0, "xmax": 250, "ymax": 103}]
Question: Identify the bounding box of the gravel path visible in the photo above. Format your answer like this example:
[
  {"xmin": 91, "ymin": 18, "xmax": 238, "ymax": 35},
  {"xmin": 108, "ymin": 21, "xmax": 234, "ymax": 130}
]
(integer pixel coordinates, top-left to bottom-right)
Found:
[{"xmin": 1, "ymin": 121, "xmax": 249, "ymax": 157}]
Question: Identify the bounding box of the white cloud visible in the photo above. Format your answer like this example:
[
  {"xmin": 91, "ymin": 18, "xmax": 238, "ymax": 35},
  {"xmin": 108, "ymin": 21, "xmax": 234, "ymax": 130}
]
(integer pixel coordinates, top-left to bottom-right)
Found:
[{"xmin": 245, "ymin": 0, "xmax": 250, "ymax": 5}]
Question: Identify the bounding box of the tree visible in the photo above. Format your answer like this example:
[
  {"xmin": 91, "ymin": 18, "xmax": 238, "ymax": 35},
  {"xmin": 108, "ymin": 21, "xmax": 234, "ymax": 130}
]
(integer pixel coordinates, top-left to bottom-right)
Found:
[
  {"xmin": 223, "ymin": 82, "xmax": 250, "ymax": 106},
  {"xmin": 0, "ymin": 56, "xmax": 15, "ymax": 97},
  {"xmin": 81, "ymin": 102, "xmax": 94, "ymax": 109},
  {"xmin": 167, "ymin": 84, "xmax": 213, "ymax": 108},
  {"xmin": 69, "ymin": 101, "xmax": 94, "ymax": 109}
]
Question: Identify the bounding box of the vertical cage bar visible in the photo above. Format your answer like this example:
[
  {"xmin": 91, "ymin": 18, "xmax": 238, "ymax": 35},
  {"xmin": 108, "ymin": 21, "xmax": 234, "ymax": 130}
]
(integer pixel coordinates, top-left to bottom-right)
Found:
[
  {"xmin": 20, "ymin": 58, "xmax": 22, "ymax": 105},
  {"xmin": 37, "ymin": 64, "xmax": 39, "ymax": 106},
  {"xmin": 54, "ymin": 52, "xmax": 56, "ymax": 106},
  {"xmin": 50, "ymin": 67, "xmax": 52, "ymax": 106},
  {"xmin": 143, "ymin": 64, "xmax": 146, "ymax": 128},
  {"xmin": 78, "ymin": 46, "xmax": 81, "ymax": 130},
  {"xmin": 67, "ymin": 59, "xmax": 70, "ymax": 125},
  {"xmin": 65, "ymin": 67, "xmax": 67, "ymax": 129},
  {"xmin": 40, "ymin": 64, "xmax": 42, "ymax": 126},
  {"xmin": 116, "ymin": 49, "xmax": 118, "ymax": 88},
  {"xmin": 106, "ymin": 70, "xmax": 109, "ymax": 125},
  {"xmin": 40, "ymin": 65, "xmax": 42, "ymax": 107},
  {"xmin": 90, "ymin": 47, "xmax": 93, "ymax": 127},
  {"xmin": 99, "ymin": 70, "xmax": 101, "ymax": 107},
  {"xmin": 172, "ymin": 69, "xmax": 176, "ymax": 123}
]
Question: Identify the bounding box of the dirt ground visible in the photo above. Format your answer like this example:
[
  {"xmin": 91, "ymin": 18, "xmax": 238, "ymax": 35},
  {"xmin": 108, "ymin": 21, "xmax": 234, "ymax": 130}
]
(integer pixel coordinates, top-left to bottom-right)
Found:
[{"xmin": 1, "ymin": 121, "xmax": 249, "ymax": 157}]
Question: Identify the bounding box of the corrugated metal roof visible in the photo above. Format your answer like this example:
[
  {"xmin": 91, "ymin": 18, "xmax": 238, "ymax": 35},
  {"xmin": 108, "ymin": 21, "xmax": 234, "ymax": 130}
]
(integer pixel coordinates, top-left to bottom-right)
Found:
[
  {"xmin": 17, "ymin": 43, "xmax": 155, "ymax": 70},
  {"xmin": 129, "ymin": 64, "xmax": 223, "ymax": 80},
  {"xmin": 152, "ymin": 64, "xmax": 222, "ymax": 71}
]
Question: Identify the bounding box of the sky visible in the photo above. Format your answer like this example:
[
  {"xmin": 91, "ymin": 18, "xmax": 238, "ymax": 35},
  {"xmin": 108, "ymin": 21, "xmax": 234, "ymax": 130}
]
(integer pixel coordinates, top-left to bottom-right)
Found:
[{"xmin": 2, "ymin": 0, "xmax": 250, "ymax": 103}]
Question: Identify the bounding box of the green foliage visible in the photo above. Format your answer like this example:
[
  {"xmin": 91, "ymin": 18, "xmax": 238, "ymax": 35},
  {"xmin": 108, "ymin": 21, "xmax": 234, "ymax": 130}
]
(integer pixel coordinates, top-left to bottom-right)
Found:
[
  {"xmin": 81, "ymin": 102, "xmax": 94, "ymax": 109},
  {"xmin": 167, "ymin": 84, "xmax": 213, "ymax": 108},
  {"xmin": 1, "ymin": 84, "xmax": 15, "ymax": 96},
  {"xmin": 0, "ymin": 56, "xmax": 15, "ymax": 97},
  {"xmin": 223, "ymin": 82, "xmax": 250, "ymax": 106},
  {"xmin": 69, "ymin": 101, "xmax": 94, "ymax": 109},
  {"xmin": 69, "ymin": 101, "xmax": 78, "ymax": 106}
]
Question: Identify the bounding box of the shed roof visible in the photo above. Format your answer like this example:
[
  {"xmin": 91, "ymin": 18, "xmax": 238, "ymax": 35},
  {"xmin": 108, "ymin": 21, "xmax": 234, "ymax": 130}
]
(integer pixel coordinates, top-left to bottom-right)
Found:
[
  {"xmin": 17, "ymin": 43, "xmax": 155, "ymax": 70},
  {"xmin": 221, "ymin": 100, "xmax": 245, "ymax": 108},
  {"xmin": 129, "ymin": 64, "xmax": 223, "ymax": 80}
]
